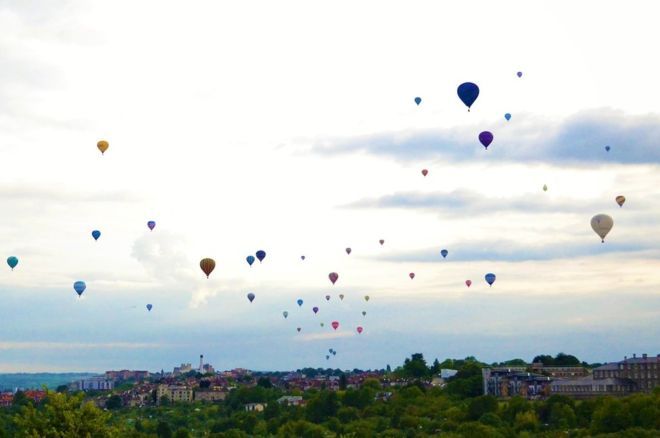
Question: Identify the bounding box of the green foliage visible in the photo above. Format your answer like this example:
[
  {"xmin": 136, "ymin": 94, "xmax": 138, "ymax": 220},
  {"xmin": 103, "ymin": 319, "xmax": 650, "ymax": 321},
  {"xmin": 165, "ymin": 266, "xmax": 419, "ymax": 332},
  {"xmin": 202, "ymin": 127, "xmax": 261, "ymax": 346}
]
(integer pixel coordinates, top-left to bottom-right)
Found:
[
  {"xmin": 105, "ymin": 394, "xmax": 122, "ymax": 410},
  {"xmin": 532, "ymin": 352, "xmax": 581, "ymax": 366},
  {"xmin": 467, "ymin": 395, "xmax": 498, "ymax": 420}
]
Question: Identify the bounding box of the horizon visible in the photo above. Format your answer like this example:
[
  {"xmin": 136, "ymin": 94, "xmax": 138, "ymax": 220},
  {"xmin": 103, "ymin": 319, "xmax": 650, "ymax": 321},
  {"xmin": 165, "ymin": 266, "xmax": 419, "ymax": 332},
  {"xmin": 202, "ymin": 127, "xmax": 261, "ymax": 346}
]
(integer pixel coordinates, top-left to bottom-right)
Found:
[{"xmin": 1, "ymin": 0, "xmax": 659, "ymax": 373}]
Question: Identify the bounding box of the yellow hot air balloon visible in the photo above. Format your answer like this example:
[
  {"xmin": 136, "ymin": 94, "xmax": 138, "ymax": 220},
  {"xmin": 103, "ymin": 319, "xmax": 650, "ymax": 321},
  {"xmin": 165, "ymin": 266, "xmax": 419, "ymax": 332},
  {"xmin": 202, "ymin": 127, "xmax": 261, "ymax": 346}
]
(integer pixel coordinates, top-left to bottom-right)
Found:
[
  {"xmin": 200, "ymin": 258, "xmax": 216, "ymax": 278},
  {"xmin": 590, "ymin": 214, "xmax": 613, "ymax": 243},
  {"xmin": 97, "ymin": 140, "xmax": 109, "ymax": 155},
  {"xmin": 615, "ymin": 195, "xmax": 626, "ymax": 207}
]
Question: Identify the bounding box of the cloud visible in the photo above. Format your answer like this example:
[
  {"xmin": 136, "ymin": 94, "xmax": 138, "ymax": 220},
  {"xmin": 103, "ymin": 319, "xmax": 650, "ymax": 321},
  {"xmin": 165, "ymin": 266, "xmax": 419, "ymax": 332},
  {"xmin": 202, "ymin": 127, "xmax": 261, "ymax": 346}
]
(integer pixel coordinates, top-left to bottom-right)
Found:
[
  {"xmin": 298, "ymin": 331, "xmax": 354, "ymax": 342},
  {"xmin": 313, "ymin": 109, "xmax": 660, "ymax": 164}
]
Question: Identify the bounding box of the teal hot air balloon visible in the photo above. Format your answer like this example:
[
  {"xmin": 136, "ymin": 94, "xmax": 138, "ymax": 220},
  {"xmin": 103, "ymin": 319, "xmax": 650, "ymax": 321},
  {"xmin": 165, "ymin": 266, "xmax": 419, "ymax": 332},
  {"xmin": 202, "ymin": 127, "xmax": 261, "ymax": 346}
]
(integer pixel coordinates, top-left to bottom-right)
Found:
[
  {"xmin": 246, "ymin": 255, "xmax": 255, "ymax": 266},
  {"xmin": 7, "ymin": 256, "xmax": 18, "ymax": 270},
  {"xmin": 414, "ymin": 97, "xmax": 422, "ymax": 106},
  {"xmin": 297, "ymin": 299, "xmax": 303, "ymax": 307},
  {"xmin": 283, "ymin": 311, "xmax": 289, "ymax": 319},
  {"xmin": 73, "ymin": 281, "xmax": 86, "ymax": 297}
]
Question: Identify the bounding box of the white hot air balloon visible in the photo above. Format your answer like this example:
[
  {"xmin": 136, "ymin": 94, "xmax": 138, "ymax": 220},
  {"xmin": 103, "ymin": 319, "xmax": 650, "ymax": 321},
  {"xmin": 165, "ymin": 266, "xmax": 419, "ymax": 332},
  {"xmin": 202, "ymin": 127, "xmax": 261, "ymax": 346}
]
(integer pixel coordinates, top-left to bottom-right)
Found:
[{"xmin": 591, "ymin": 214, "xmax": 613, "ymax": 243}]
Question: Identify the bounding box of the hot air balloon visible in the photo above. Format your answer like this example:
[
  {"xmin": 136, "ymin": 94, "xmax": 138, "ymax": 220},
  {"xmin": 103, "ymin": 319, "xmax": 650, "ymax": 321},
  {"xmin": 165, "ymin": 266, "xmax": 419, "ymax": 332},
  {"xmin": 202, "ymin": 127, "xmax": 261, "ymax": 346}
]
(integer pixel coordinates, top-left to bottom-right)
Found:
[
  {"xmin": 441, "ymin": 249, "xmax": 448, "ymax": 258},
  {"xmin": 97, "ymin": 140, "xmax": 109, "ymax": 155},
  {"xmin": 362, "ymin": 311, "xmax": 366, "ymax": 316},
  {"xmin": 246, "ymin": 255, "xmax": 255, "ymax": 266},
  {"xmin": 256, "ymin": 250, "xmax": 266, "ymax": 263},
  {"xmin": 146, "ymin": 304, "xmax": 153, "ymax": 312},
  {"xmin": 517, "ymin": 71, "xmax": 523, "ymax": 78},
  {"xmin": 485, "ymin": 273, "xmax": 496, "ymax": 287},
  {"xmin": 457, "ymin": 82, "xmax": 479, "ymax": 111},
  {"xmin": 331, "ymin": 321, "xmax": 339, "ymax": 330},
  {"xmin": 200, "ymin": 258, "xmax": 216, "ymax": 278},
  {"xmin": 73, "ymin": 281, "xmax": 86, "ymax": 297},
  {"xmin": 326, "ymin": 355, "xmax": 330, "ymax": 360},
  {"xmin": 91, "ymin": 230, "xmax": 101, "ymax": 241},
  {"xmin": 479, "ymin": 131, "xmax": 494, "ymax": 149},
  {"xmin": 328, "ymin": 349, "xmax": 333, "ymax": 353},
  {"xmin": 345, "ymin": 248, "xmax": 352, "ymax": 255},
  {"xmin": 325, "ymin": 295, "xmax": 331, "ymax": 301},
  {"xmin": 409, "ymin": 272, "xmax": 415, "ymax": 279},
  {"xmin": 332, "ymin": 351, "xmax": 336, "ymax": 356},
  {"xmin": 7, "ymin": 256, "xmax": 18, "ymax": 270},
  {"xmin": 364, "ymin": 295, "xmax": 370, "ymax": 302},
  {"xmin": 283, "ymin": 311, "xmax": 289, "ymax": 319},
  {"xmin": 297, "ymin": 327, "xmax": 301, "ymax": 332},
  {"xmin": 379, "ymin": 239, "xmax": 384, "ymax": 245},
  {"xmin": 414, "ymin": 97, "xmax": 422, "ymax": 106},
  {"xmin": 357, "ymin": 326, "xmax": 363, "ymax": 334},
  {"xmin": 297, "ymin": 299, "xmax": 303, "ymax": 307},
  {"xmin": 320, "ymin": 322, "xmax": 325, "ymax": 327},
  {"xmin": 301, "ymin": 255, "xmax": 306, "ymax": 260},
  {"xmin": 312, "ymin": 306, "xmax": 319, "ymax": 314},
  {"xmin": 543, "ymin": 184, "xmax": 548, "ymax": 192},
  {"xmin": 329, "ymin": 272, "xmax": 338, "ymax": 285},
  {"xmin": 591, "ymin": 214, "xmax": 614, "ymax": 243},
  {"xmin": 465, "ymin": 280, "xmax": 472, "ymax": 288},
  {"xmin": 247, "ymin": 292, "xmax": 255, "ymax": 303},
  {"xmin": 339, "ymin": 294, "xmax": 345, "ymax": 300},
  {"xmin": 605, "ymin": 145, "xmax": 611, "ymax": 152},
  {"xmin": 147, "ymin": 221, "xmax": 156, "ymax": 231},
  {"xmin": 421, "ymin": 169, "xmax": 428, "ymax": 177},
  {"xmin": 616, "ymin": 195, "xmax": 626, "ymax": 207},
  {"xmin": 505, "ymin": 113, "xmax": 511, "ymax": 121}
]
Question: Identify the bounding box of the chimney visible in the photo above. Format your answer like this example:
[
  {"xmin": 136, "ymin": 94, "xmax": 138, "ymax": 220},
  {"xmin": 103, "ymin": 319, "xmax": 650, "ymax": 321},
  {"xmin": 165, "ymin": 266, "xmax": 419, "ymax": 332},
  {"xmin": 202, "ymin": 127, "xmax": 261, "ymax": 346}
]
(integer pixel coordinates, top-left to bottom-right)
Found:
[
  {"xmin": 642, "ymin": 353, "xmax": 647, "ymax": 359},
  {"xmin": 199, "ymin": 354, "xmax": 204, "ymax": 372}
]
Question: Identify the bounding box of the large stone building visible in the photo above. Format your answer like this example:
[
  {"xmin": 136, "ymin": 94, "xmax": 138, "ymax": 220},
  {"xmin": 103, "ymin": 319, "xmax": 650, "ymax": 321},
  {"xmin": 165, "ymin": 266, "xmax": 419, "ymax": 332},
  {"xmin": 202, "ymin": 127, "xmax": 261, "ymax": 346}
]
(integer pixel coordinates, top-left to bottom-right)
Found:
[
  {"xmin": 594, "ymin": 353, "xmax": 659, "ymax": 393},
  {"xmin": 482, "ymin": 368, "xmax": 552, "ymax": 399},
  {"xmin": 157, "ymin": 384, "xmax": 193, "ymax": 404},
  {"xmin": 72, "ymin": 376, "xmax": 115, "ymax": 391},
  {"xmin": 530, "ymin": 363, "xmax": 589, "ymax": 379}
]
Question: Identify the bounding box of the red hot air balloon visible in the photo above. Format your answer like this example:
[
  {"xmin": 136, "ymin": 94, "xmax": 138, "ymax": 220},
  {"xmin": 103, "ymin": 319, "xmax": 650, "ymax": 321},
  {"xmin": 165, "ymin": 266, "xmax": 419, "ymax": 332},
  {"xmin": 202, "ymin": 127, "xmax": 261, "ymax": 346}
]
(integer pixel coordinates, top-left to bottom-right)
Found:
[
  {"xmin": 409, "ymin": 272, "xmax": 415, "ymax": 280},
  {"xmin": 356, "ymin": 326, "xmax": 363, "ymax": 334},
  {"xmin": 329, "ymin": 272, "xmax": 338, "ymax": 285},
  {"xmin": 465, "ymin": 280, "xmax": 472, "ymax": 287},
  {"xmin": 421, "ymin": 169, "xmax": 428, "ymax": 177},
  {"xmin": 331, "ymin": 321, "xmax": 339, "ymax": 330},
  {"xmin": 379, "ymin": 239, "xmax": 384, "ymax": 245},
  {"xmin": 345, "ymin": 248, "xmax": 352, "ymax": 255}
]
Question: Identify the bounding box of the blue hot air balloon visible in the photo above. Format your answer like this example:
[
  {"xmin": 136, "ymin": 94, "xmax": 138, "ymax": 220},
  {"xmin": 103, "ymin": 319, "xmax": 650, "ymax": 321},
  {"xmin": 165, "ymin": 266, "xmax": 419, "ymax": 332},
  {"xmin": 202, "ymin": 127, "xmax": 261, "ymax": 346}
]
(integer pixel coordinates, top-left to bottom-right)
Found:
[
  {"xmin": 504, "ymin": 113, "xmax": 511, "ymax": 121},
  {"xmin": 256, "ymin": 250, "xmax": 266, "ymax": 263},
  {"xmin": 7, "ymin": 256, "xmax": 18, "ymax": 270},
  {"xmin": 457, "ymin": 82, "xmax": 479, "ymax": 111},
  {"xmin": 441, "ymin": 249, "xmax": 448, "ymax": 258},
  {"xmin": 246, "ymin": 255, "xmax": 255, "ymax": 266},
  {"xmin": 247, "ymin": 292, "xmax": 255, "ymax": 303},
  {"xmin": 479, "ymin": 131, "xmax": 494, "ymax": 149},
  {"xmin": 414, "ymin": 97, "xmax": 422, "ymax": 106},
  {"xmin": 326, "ymin": 355, "xmax": 330, "ymax": 360},
  {"xmin": 605, "ymin": 145, "xmax": 611, "ymax": 152},
  {"xmin": 297, "ymin": 299, "xmax": 303, "ymax": 307},
  {"xmin": 91, "ymin": 230, "xmax": 101, "ymax": 241},
  {"xmin": 485, "ymin": 273, "xmax": 496, "ymax": 287},
  {"xmin": 147, "ymin": 221, "xmax": 156, "ymax": 231},
  {"xmin": 73, "ymin": 281, "xmax": 86, "ymax": 297},
  {"xmin": 146, "ymin": 304, "xmax": 153, "ymax": 311},
  {"xmin": 517, "ymin": 71, "xmax": 523, "ymax": 78}
]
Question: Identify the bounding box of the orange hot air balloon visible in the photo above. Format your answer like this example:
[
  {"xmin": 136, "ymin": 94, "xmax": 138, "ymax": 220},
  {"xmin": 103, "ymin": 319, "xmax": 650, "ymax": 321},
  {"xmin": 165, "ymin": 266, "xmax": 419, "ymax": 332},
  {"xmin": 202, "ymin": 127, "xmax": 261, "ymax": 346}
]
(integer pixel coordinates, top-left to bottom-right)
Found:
[
  {"xmin": 421, "ymin": 169, "xmax": 428, "ymax": 177},
  {"xmin": 200, "ymin": 258, "xmax": 216, "ymax": 278},
  {"xmin": 97, "ymin": 140, "xmax": 109, "ymax": 155},
  {"xmin": 615, "ymin": 195, "xmax": 626, "ymax": 207}
]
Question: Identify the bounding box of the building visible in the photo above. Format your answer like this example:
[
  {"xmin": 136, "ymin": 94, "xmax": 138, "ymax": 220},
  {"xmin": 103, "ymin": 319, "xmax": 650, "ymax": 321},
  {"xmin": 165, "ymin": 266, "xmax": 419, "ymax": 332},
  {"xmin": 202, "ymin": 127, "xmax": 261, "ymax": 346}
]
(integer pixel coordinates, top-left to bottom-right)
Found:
[
  {"xmin": 74, "ymin": 376, "xmax": 115, "ymax": 391},
  {"xmin": 0, "ymin": 393, "xmax": 13, "ymax": 407},
  {"xmin": 195, "ymin": 390, "xmax": 226, "ymax": 402},
  {"xmin": 173, "ymin": 363, "xmax": 193, "ymax": 375},
  {"xmin": 482, "ymin": 368, "xmax": 552, "ymax": 399},
  {"xmin": 531, "ymin": 363, "xmax": 589, "ymax": 379},
  {"xmin": 277, "ymin": 396, "xmax": 304, "ymax": 406},
  {"xmin": 550, "ymin": 376, "xmax": 634, "ymax": 398},
  {"xmin": 593, "ymin": 353, "xmax": 659, "ymax": 393},
  {"xmin": 157, "ymin": 384, "xmax": 193, "ymax": 404},
  {"xmin": 244, "ymin": 402, "xmax": 266, "ymax": 412},
  {"xmin": 104, "ymin": 370, "xmax": 150, "ymax": 381}
]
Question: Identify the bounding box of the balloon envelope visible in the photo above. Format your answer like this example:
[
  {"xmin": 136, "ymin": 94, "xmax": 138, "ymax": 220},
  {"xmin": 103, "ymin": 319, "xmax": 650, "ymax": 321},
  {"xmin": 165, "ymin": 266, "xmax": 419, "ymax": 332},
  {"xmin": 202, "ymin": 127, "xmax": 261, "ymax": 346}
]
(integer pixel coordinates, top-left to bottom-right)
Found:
[
  {"xmin": 379, "ymin": 239, "xmax": 384, "ymax": 245},
  {"xmin": 517, "ymin": 71, "xmax": 523, "ymax": 78},
  {"xmin": 91, "ymin": 230, "xmax": 101, "ymax": 241},
  {"xmin": 465, "ymin": 280, "xmax": 472, "ymax": 287},
  {"xmin": 616, "ymin": 195, "xmax": 626, "ymax": 207},
  {"xmin": 247, "ymin": 292, "xmax": 255, "ymax": 303},
  {"xmin": 246, "ymin": 255, "xmax": 255, "ymax": 266},
  {"xmin": 485, "ymin": 273, "xmax": 496, "ymax": 286},
  {"xmin": 605, "ymin": 145, "xmax": 611, "ymax": 152},
  {"xmin": 283, "ymin": 311, "xmax": 288, "ymax": 318},
  {"xmin": 345, "ymin": 248, "xmax": 351, "ymax": 255},
  {"xmin": 200, "ymin": 258, "xmax": 216, "ymax": 278},
  {"xmin": 362, "ymin": 311, "xmax": 366, "ymax": 316},
  {"xmin": 297, "ymin": 327, "xmax": 301, "ymax": 332},
  {"xmin": 7, "ymin": 256, "xmax": 18, "ymax": 270},
  {"xmin": 505, "ymin": 113, "xmax": 511, "ymax": 121},
  {"xmin": 73, "ymin": 281, "xmax": 86, "ymax": 296},
  {"xmin": 297, "ymin": 299, "xmax": 303, "ymax": 307},
  {"xmin": 409, "ymin": 272, "xmax": 415, "ymax": 279},
  {"xmin": 421, "ymin": 169, "xmax": 428, "ymax": 177},
  {"xmin": 339, "ymin": 294, "xmax": 345, "ymax": 300},
  {"xmin": 357, "ymin": 326, "xmax": 363, "ymax": 334},
  {"xmin": 146, "ymin": 304, "xmax": 153, "ymax": 311},
  {"xmin": 256, "ymin": 250, "xmax": 266, "ymax": 262},
  {"xmin": 441, "ymin": 249, "xmax": 448, "ymax": 258},
  {"xmin": 457, "ymin": 82, "xmax": 479, "ymax": 110},
  {"xmin": 543, "ymin": 184, "xmax": 548, "ymax": 192},
  {"xmin": 313, "ymin": 306, "xmax": 319, "ymax": 314},
  {"xmin": 332, "ymin": 351, "xmax": 336, "ymax": 356},
  {"xmin": 329, "ymin": 272, "xmax": 339, "ymax": 285},
  {"xmin": 364, "ymin": 295, "xmax": 370, "ymax": 302},
  {"xmin": 591, "ymin": 214, "xmax": 614, "ymax": 242},
  {"xmin": 147, "ymin": 221, "xmax": 156, "ymax": 231},
  {"xmin": 325, "ymin": 295, "xmax": 331, "ymax": 301},
  {"xmin": 479, "ymin": 131, "xmax": 494, "ymax": 149},
  {"xmin": 331, "ymin": 321, "xmax": 339, "ymax": 330},
  {"xmin": 414, "ymin": 97, "xmax": 422, "ymax": 105},
  {"xmin": 301, "ymin": 255, "xmax": 305, "ymax": 260},
  {"xmin": 97, "ymin": 140, "xmax": 109, "ymax": 154},
  {"xmin": 326, "ymin": 355, "xmax": 330, "ymax": 360}
]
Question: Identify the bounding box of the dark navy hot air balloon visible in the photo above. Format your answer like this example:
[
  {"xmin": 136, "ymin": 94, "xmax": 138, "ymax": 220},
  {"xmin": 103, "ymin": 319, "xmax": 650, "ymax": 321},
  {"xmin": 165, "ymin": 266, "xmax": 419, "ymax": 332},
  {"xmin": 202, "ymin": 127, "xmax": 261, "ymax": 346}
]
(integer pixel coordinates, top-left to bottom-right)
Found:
[
  {"xmin": 312, "ymin": 306, "xmax": 319, "ymax": 314},
  {"xmin": 504, "ymin": 113, "xmax": 511, "ymax": 121},
  {"xmin": 73, "ymin": 281, "xmax": 86, "ymax": 297},
  {"xmin": 457, "ymin": 82, "xmax": 479, "ymax": 111},
  {"xmin": 247, "ymin": 292, "xmax": 255, "ymax": 303},
  {"xmin": 297, "ymin": 299, "xmax": 303, "ymax": 307},
  {"xmin": 479, "ymin": 131, "xmax": 494, "ymax": 149},
  {"xmin": 414, "ymin": 97, "xmax": 422, "ymax": 106},
  {"xmin": 7, "ymin": 256, "xmax": 18, "ymax": 270},
  {"xmin": 605, "ymin": 145, "xmax": 611, "ymax": 152},
  {"xmin": 146, "ymin": 304, "xmax": 153, "ymax": 312},
  {"xmin": 246, "ymin": 255, "xmax": 255, "ymax": 266},
  {"xmin": 517, "ymin": 71, "xmax": 523, "ymax": 78},
  {"xmin": 147, "ymin": 221, "xmax": 156, "ymax": 231},
  {"xmin": 256, "ymin": 250, "xmax": 266, "ymax": 263},
  {"xmin": 91, "ymin": 230, "xmax": 101, "ymax": 241},
  {"xmin": 441, "ymin": 249, "xmax": 448, "ymax": 258},
  {"xmin": 485, "ymin": 273, "xmax": 496, "ymax": 287}
]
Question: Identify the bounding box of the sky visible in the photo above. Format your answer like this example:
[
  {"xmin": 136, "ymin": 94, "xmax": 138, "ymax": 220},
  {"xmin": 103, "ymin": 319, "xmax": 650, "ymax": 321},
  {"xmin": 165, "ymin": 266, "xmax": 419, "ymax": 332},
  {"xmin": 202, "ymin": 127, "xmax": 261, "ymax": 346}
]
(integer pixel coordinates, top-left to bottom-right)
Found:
[{"xmin": 0, "ymin": 0, "xmax": 659, "ymax": 373}]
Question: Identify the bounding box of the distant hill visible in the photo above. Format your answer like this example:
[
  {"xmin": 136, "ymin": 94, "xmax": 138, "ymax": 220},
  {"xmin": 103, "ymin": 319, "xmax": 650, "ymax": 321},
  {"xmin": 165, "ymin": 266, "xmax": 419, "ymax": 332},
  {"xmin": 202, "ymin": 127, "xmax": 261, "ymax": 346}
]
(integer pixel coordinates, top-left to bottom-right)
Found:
[{"xmin": 0, "ymin": 373, "xmax": 96, "ymax": 391}]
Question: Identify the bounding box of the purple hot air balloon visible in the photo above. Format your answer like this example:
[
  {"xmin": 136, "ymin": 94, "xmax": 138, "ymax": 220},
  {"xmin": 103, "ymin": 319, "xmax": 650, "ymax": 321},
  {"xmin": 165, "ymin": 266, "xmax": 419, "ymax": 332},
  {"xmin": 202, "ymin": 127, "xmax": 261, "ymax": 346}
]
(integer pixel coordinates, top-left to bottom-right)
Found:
[
  {"xmin": 479, "ymin": 131, "xmax": 494, "ymax": 149},
  {"xmin": 147, "ymin": 221, "xmax": 156, "ymax": 231},
  {"xmin": 517, "ymin": 71, "xmax": 523, "ymax": 78},
  {"xmin": 312, "ymin": 306, "xmax": 319, "ymax": 314},
  {"xmin": 329, "ymin": 272, "xmax": 338, "ymax": 285}
]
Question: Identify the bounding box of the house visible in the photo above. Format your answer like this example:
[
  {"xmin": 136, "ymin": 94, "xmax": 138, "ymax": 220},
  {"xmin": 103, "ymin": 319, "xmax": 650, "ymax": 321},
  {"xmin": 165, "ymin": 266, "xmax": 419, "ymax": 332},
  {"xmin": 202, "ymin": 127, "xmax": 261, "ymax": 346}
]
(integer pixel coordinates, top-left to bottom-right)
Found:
[
  {"xmin": 244, "ymin": 402, "xmax": 266, "ymax": 412},
  {"xmin": 594, "ymin": 354, "xmax": 659, "ymax": 393},
  {"xmin": 277, "ymin": 396, "xmax": 304, "ymax": 406},
  {"xmin": 0, "ymin": 393, "xmax": 13, "ymax": 407}
]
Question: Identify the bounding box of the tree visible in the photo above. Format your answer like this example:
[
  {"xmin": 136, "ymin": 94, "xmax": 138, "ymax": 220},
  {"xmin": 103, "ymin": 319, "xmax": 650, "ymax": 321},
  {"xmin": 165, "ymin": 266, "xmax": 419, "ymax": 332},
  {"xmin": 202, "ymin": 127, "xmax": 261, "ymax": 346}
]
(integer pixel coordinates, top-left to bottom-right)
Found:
[
  {"xmin": 257, "ymin": 377, "xmax": 273, "ymax": 388},
  {"xmin": 156, "ymin": 420, "xmax": 173, "ymax": 438},
  {"xmin": 160, "ymin": 395, "xmax": 171, "ymax": 406},
  {"xmin": 402, "ymin": 353, "xmax": 429, "ymax": 379},
  {"xmin": 105, "ymin": 394, "xmax": 122, "ymax": 410},
  {"xmin": 55, "ymin": 385, "xmax": 69, "ymax": 393},
  {"xmin": 467, "ymin": 395, "xmax": 498, "ymax": 420},
  {"xmin": 199, "ymin": 380, "xmax": 211, "ymax": 389},
  {"xmin": 430, "ymin": 358, "xmax": 441, "ymax": 375}
]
